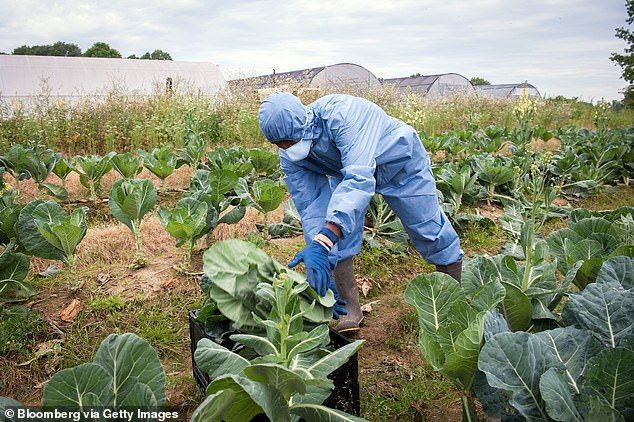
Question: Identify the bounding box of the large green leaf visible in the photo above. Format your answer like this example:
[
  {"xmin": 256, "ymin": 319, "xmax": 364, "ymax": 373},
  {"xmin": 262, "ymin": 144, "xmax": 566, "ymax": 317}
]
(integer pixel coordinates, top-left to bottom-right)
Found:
[
  {"xmin": 597, "ymin": 256, "xmax": 633, "ymax": 289},
  {"xmin": 194, "ymin": 338, "xmax": 250, "ymax": 379},
  {"xmin": 404, "ymin": 272, "xmax": 463, "ymax": 335},
  {"xmin": 500, "ymin": 283, "xmax": 532, "ymax": 332},
  {"xmin": 42, "ymin": 363, "xmax": 110, "ymax": 408},
  {"xmin": 287, "ymin": 324, "xmax": 330, "ymax": 360},
  {"xmin": 562, "ymin": 280, "xmax": 634, "ymax": 348},
  {"xmin": 206, "ymin": 375, "xmax": 291, "ymax": 422},
  {"xmin": 441, "ymin": 311, "xmax": 487, "ymax": 390},
  {"xmin": 535, "ymin": 327, "xmax": 598, "ymax": 393},
  {"xmin": 191, "ymin": 389, "xmax": 239, "ymax": 422},
  {"xmin": 478, "ymin": 332, "xmax": 558, "ymax": 421},
  {"xmin": 305, "ymin": 340, "xmax": 365, "ymax": 379},
  {"xmin": 579, "ymin": 347, "xmax": 633, "ymax": 418},
  {"xmin": 289, "ymin": 403, "xmax": 368, "ymax": 421},
  {"xmin": 0, "ymin": 247, "xmax": 32, "ymax": 302},
  {"xmin": 243, "ymin": 363, "xmax": 307, "ymax": 400},
  {"xmin": 93, "ymin": 333, "xmax": 165, "ymax": 407},
  {"xmin": 539, "ymin": 368, "xmax": 581, "ymax": 422},
  {"xmin": 462, "ymin": 256, "xmax": 498, "ymax": 295}
]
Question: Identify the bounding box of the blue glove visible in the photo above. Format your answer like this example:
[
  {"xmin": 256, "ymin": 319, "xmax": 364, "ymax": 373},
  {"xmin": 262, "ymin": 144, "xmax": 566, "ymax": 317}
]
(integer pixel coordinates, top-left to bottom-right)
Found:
[
  {"xmin": 328, "ymin": 276, "xmax": 348, "ymax": 320},
  {"xmin": 288, "ymin": 227, "xmax": 339, "ymax": 296}
]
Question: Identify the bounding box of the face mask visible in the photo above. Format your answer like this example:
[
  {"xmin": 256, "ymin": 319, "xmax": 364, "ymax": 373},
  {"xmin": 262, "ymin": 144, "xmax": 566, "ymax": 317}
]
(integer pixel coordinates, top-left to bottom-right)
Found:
[{"xmin": 282, "ymin": 139, "xmax": 312, "ymax": 162}]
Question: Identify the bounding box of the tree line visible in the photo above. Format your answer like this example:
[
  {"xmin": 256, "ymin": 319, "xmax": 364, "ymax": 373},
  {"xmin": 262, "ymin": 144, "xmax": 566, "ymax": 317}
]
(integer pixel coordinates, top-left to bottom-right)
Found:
[{"xmin": 6, "ymin": 41, "xmax": 172, "ymax": 60}]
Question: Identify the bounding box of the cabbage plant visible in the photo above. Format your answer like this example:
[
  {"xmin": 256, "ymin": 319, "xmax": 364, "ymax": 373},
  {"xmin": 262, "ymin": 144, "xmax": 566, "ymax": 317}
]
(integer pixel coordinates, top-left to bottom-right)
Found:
[
  {"xmin": 108, "ymin": 179, "xmax": 157, "ymax": 267},
  {"xmin": 52, "ymin": 156, "xmax": 73, "ymax": 191},
  {"xmin": 200, "ymin": 239, "xmax": 336, "ymax": 331},
  {"xmin": 477, "ymin": 257, "xmax": 633, "ymax": 421},
  {"xmin": 157, "ymin": 197, "xmax": 211, "ymax": 269},
  {"xmin": 0, "ymin": 332, "xmax": 165, "ymax": 411},
  {"xmin": 74, "ymin": 153, "xmax": 115, "ymax": 201},
  {"xmin": 0, "ymin": 143, "xmax": 65, "ymax": 200},
  {"xmin": 204, "ymin": 147, "xmax": 254, "ymax": 179},
  {"xmin": 192, "ymin": 275, "xmax": 365, "ymax": 422},
  {"xmin": 17, "ymin": 200, "xmax": 88, "ymax": 268},
  {"xmin": 177, "ymin": 131, "xmax": 207, "ymax": 169},
  {"xmin": 110, "ymin": 152, "xmax": 143, "ymax": 179},
  {"xmin": 405, "ymin": 271, "xmax": 506, "ymax": 420},
  {"xmin": 138, "ymin": 146, "xmax": 178, "ymax": 190},
  {"xmin": 546, "ymin": 207, "xmax": 633, "ymax": 289},
  {"xmin": 186, "ymin": 168, "xmax": 246, "ymax": 245},
  {"xmin": 470, "ymin": 155, "xmax": 514, "ymax": 202},
  {"xmin": 236, "ymin": 178, "xmax": 286, "ymax": 238},
  {"xmin": 363, "ymin": 195, "xmax": 408, "ymax": 252}
]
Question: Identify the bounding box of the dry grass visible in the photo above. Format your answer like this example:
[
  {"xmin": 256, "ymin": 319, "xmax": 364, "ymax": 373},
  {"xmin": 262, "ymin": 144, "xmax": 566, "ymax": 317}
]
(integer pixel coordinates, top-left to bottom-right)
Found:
[{"xmin": 8, "ymin": 165, "xmax": 194, "ymax": 203}]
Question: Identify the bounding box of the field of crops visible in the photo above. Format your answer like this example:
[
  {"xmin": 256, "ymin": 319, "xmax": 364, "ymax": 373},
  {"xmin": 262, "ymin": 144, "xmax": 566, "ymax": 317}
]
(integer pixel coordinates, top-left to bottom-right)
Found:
[{"xmin": 0, "ymin": 91, "xmax": 632, "ymax": 421}]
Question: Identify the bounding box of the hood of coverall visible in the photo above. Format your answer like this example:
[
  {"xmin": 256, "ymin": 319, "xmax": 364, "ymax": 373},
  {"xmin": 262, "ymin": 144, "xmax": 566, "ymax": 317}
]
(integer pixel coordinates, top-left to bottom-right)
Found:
[{"xmin": 258, "ymin": 92, "xmax": 309, "ymax": 142}]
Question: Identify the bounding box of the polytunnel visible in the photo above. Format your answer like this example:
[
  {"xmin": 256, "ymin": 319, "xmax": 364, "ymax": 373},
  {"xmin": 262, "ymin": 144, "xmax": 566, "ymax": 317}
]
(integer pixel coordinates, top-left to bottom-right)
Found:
[
  {"xmin": 0, "ymin": 55, "xmax": 227, "ymax": 106},
  {"xmin": 233, "ymin": 63, "xmax": 381, "ymax": 90},
  {"xmin": 474, "ymin": 83, "xmax": 541, "ymax": 99},
  {"xmin": 381, "ymin": 73, "xmax": 476, "ymax": 98}
]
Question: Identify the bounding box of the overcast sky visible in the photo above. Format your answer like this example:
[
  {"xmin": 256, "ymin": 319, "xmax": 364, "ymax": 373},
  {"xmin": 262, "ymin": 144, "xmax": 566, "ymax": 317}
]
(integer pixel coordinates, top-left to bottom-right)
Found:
[{"xmin": 0, "ymin": 0, "xmax": 630, "ymax": 101}]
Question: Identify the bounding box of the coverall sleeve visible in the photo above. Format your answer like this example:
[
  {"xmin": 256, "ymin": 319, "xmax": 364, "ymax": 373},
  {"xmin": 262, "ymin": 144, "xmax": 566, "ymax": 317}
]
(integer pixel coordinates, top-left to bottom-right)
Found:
[
  {"xmin": 325, "ymin": 100, "xmax": 386, "ymax": 238},
  {"xmin": 280, "ymin": 155, "xmax": 331, "ymax": 244}
]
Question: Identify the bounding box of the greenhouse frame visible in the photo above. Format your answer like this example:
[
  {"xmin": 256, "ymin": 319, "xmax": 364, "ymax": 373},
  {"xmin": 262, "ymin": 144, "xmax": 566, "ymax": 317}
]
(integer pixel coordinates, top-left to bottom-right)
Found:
[
  {"xmin": 0, "ymin": 55, "xmax": 227, "ymax": 106},
  {"xmin": 381, "ymin": 73, "xmax": 476, "ymax": 98},
  {"xmin": 233, "ymin": 63, "xmax": 382, "ymax": 90},
  {"xmin": 474, "ymin": 83, "xmax": 541, "ymax": 99}
]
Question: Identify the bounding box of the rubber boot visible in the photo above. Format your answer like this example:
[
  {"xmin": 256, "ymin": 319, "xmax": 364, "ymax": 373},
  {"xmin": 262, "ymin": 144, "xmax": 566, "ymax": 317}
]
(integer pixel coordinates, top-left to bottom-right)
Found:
[
  {"xmin": 435, "ymin": 259, "xmax": 463, "ymax": 282},
  {"xmin": 333, "ymin": 258, "xmax": 364, "ymax": 333}
]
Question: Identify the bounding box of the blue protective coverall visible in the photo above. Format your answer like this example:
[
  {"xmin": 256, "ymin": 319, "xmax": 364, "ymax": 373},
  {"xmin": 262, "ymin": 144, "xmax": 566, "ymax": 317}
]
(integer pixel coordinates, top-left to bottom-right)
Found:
[{"xmin": 259, "ymin": 93, "xmax": 463, "ymax": 266}]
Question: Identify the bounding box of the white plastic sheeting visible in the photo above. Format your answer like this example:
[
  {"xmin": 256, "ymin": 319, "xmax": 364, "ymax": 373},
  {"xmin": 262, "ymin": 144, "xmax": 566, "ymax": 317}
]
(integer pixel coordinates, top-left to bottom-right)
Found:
[
  {"xmin": 234, "ymin": 63, "xmax": 381, "ymax": 90},
  {"xmin": 382, "ymin": 73, "xmax": 476, "ymax": 98},
  {"xmin": 0, "ymin": 55, "xmax": 227, "ymax": 103},
  {"xmin": 475, "ymin": 83, "xmax": 541, "ymax": 99}
]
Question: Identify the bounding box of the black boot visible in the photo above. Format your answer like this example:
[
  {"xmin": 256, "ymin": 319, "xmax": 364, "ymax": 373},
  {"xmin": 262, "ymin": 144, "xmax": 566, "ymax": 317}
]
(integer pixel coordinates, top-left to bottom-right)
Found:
[
  {"xmin": 333, "ymin": 258, "xmax": 364, "ymax": 333},
  {"xmin": 435, "ymin": 259, "xmax": 462, "ymax": 282}
]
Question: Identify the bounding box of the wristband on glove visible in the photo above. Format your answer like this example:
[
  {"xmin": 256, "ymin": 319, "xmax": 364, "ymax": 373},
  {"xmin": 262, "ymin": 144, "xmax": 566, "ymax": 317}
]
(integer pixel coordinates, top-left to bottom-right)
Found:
[{"xmin": 313, "ymin": 227, "xmax": 339, "ymax": 252}]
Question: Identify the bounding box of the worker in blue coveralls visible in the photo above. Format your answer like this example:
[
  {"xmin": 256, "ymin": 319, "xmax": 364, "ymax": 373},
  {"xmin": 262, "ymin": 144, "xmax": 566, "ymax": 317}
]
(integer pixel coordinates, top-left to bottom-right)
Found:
[{"xmin": 258, "ymin": 92, "xmax": 463, "ymax": 333}]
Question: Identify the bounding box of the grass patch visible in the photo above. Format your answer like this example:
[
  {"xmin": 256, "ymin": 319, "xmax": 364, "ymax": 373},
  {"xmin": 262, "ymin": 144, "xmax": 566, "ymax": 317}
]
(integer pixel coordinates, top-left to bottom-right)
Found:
[
  {"xmin": 361, "ymin": 364, "xmax": 455, "ymax": 421},
  {"xmin": 573, "ymin": 185, "xmax": 634, "ymax": 211},
  {"xmin": 89, "ymin": 294, "xmax": 125, "ymax": 312},
  {"xmin": 0, "ymin": 306, "xmax": 47, "ymax": 356},
  {"xmin": 461, "ymin": 222, "xmax": 506, "ymax": 256}
]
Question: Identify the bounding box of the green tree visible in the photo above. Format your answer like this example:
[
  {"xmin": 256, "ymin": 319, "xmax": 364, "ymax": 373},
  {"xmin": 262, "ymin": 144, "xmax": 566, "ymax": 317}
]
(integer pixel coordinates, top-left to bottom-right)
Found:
[
  {"xmin": 470, "ymin": 76, "xmax": 491, "ymax": 86},
  {"xmin": 409, "ymin": 72, "xmax": 422, "ymax": 77},
  {"xmin": 83, "ymin": 42, "xmax": 121, "ymax": 58},
  {"xmin": 611, "ymin": 0, "xmax": 633, "ymax": 106},
  {"xmin": 140, "ymin": 49, "xmax": 173, "ymax": 60},
  {"xmin": 12, "ymin": 41, "xmax": 82, "ymax": 56}
]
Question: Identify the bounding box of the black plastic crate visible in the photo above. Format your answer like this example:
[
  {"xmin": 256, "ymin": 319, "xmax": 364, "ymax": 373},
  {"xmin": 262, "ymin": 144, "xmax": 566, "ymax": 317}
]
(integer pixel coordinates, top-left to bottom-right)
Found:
[{"xmin": 188, "ymin": 309, "xmax": 360, "ymax": 416}]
